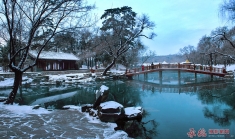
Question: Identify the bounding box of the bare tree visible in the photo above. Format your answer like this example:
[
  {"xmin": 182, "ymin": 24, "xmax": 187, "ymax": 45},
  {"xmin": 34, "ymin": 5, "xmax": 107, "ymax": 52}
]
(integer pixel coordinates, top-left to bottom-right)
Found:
[
  {"xmin": 99, "ymin": 6, "xmax": 156, "ymax": 75},
  {"xmin": 139, "ymin": 49, "xmax": 156, "ymax": 65},
  {"xmin": 116, "ymin": 39, "xmax": 145, "ymax": 68},
  {"xmin": 179, "ymin": 45, "xmax": 196, "ymax": 62},
  {"xmin": 220, "ymin": 0, "xmax": 235, "ymax": 22},
  {"xmin": 0, "ymin": 0, "xmax": 94, "ymax": 104}
]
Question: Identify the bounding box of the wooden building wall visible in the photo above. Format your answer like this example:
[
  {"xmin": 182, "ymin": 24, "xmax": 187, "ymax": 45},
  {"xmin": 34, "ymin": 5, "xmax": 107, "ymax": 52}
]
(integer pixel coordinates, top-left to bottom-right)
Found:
[{"xmin": 36, "ymin": 59, "xmax": 78, "ymax": 71}]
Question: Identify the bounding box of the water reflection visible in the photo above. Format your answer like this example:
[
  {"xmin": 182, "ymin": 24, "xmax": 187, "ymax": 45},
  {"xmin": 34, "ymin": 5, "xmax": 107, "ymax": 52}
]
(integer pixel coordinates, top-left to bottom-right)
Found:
[
  {"xmin": 120, "ymin": 119, "xmax": 158, "ymax": 139},
  {"xmin": 197, "ymin": 83, "xmax": 235, "ymax": 127},
  {"xmin": 14, "ymin": 84, "xmax": 97, "ymax": 108},
  {"xmin": 133, "ymin": 71, "xmax": 224, "ymax": 85},
  {"xmin": 105, "ymin": 81, "xmax": 158, "ymax": 138}
]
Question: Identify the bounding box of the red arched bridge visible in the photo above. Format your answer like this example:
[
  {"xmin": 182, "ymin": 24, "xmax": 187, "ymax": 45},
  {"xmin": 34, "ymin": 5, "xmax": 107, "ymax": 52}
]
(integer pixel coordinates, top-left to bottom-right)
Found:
[{"xmin": 125, "ymin": 63, "xmax": 227, "ymax": 79}]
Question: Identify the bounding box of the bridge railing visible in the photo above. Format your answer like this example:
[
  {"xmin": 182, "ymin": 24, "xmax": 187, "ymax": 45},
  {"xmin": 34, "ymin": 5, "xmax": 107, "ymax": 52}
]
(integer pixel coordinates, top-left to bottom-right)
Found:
[{"xmin": 127, "ymin": 63, "xmax": 225, "ymax": 74}]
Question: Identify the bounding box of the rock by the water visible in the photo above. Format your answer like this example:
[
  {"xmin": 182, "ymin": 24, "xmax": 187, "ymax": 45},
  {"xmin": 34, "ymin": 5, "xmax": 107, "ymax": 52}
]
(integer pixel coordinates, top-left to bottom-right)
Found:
[
  {"xmin": 0, "ymin": 97, "xmax": 7, "ymax": 102},
  {"xmin": 124, "ymin": 107, "xmax": 143, "ymax": 122},
  {"xmin": 0, "ymin": 76, "xmax": 4, "ymax": 81},
  {"xmin": 115, "ymin": 106, "xmax": 143, "ymax": 130},
  {"xmin": 93, "ymin": 85, "xmax": 109, "ymax": 109},
  {"xmin": 98, "ymin": 101, "xmax": 124, "ymax": 122},
  {"xmin": 99, "ymin": 101, "xmax": 123, "ymax": 113},
  {"xmin": 62, "ymin": 106, "xmax": 71, "ymax": 110},
  {"xmin": 32, "ymin": 105, "xmax": 41, "ymax": 109},
  {"xmin": 81, "ymin": 104, "xmax": 93, "ymax": 112}
]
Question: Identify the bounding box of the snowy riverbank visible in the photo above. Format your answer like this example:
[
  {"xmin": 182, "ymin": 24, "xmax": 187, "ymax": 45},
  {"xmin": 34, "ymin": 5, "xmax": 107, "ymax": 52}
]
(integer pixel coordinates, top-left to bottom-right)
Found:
[{"xmin": 0, "ymin": 103, "xmax": 131, "ymax": 138}]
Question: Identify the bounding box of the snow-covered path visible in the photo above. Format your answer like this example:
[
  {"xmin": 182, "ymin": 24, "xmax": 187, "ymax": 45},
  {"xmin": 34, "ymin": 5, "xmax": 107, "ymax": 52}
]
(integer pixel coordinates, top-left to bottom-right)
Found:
[{"xmin": 0, "ymin": 104, "xmax": 131, "ymax": 139}]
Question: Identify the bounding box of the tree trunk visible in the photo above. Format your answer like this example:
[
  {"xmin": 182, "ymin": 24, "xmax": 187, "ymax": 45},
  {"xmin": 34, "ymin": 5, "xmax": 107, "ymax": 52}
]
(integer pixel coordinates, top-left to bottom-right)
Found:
[
  {"xmin": 102, "ymin": 58, "xmax": 116, "ymax": 76},
  {"xmin": 4, "ymin": 71, "xmax": 22, "ymax": 104}
]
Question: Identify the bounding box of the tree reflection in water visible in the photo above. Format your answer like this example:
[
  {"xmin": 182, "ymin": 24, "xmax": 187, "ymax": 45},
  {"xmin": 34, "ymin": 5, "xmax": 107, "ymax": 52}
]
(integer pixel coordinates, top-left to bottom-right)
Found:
[
  {"xmin": 106, "ymin": 80, "xmax": 159, "ymax": 138},
  {"xmin": 123, "ymin": 119, "xmax": 158, "ymax": 139},
  {"xmin": 197, "ymin": 83, "xmax": 235, "ymax": 126},
  {"xmin": 115, "ymin": 110, "xmax": 158, "ymax": 139}
]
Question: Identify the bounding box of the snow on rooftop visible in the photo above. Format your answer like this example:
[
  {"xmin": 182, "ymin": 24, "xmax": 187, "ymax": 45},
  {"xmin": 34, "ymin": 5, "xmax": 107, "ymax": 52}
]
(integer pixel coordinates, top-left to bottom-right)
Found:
[
  {"xmin": 162, "ymin": 61, "xmax": 168, "ymax": 64},
  {"xmin": 29, "ymin": 50, "xmax": 79, "ymax": 61}
]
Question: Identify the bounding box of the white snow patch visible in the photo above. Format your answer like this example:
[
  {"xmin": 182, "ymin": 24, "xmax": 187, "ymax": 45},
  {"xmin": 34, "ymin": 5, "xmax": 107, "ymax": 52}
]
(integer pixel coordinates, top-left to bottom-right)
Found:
[
  {"xmin": 162, "ymin": 61, "xmax": 168, "ymax": 64},
  {"xmin": 0, "ymin": 103, "xmax": 51, "ymax": 116},
  {"xmin": 214, "ymin": 64, "xmax": 235, "ymax": 71},
  {"xmin": 125, "ymin": 107, "xmax": 142, "ymax": 118},
  {"xmin": 0, "ymin": 78, "xmax": 14, "ymax": 87},
  {"xmin": 104, "ymin": 130, "xmax": 131, "ymax": 139},
  {"xmin": 48, "ymin": 74, "xmax": 68, "ymax": 81},
  {"xmin": 22, "ymin": 76, "xmax": 33, "ymax": 85},
  {"xmin": 110, "ymin": 69, "xmax": 125, "ymax": 74},
  {"xmin": 62, "ymin": 105, "xmax": 81, "ymax": 111},
  {"xmin": 96, "ymin": 85, "xmax": 109, "ymax": 99},
  {"xmin": 100, "ymin": 85, "xmax": 109, "ymax": 92},
  {"xmin": 100, "ymin": 101, "xmax": 123, "ymax": 109},
  {"xmin": 80, "ymin": 65, "xmax": 88, "ymax": 69}
]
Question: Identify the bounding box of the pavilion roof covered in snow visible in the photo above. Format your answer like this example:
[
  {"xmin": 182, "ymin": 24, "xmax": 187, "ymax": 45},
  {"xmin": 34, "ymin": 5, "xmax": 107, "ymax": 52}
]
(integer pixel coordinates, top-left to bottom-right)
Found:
[{"xmin": 29, "ymin": 50, "xmax": 79, "ymax": 61}]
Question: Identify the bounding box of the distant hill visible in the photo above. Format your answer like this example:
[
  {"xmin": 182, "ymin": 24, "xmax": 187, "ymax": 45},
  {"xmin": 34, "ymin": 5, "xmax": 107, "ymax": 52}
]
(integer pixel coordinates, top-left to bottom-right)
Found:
[{"xmin": 146, "ymin": 54, "xmax": 185, "ymax": 63}]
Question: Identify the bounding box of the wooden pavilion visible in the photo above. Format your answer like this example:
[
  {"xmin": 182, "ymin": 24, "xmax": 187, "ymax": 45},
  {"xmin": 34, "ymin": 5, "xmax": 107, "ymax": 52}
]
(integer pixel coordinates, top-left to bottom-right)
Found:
[{"xmin": 28, "ymin": 50, "xmax": 79, "ymax": 71}]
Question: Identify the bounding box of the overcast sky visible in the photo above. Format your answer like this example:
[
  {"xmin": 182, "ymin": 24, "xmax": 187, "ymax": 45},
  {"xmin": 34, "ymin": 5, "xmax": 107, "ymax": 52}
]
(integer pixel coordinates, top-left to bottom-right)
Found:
[{"xmin": 88, "ymin": 0, "xmax": 232, "ymax": 55}]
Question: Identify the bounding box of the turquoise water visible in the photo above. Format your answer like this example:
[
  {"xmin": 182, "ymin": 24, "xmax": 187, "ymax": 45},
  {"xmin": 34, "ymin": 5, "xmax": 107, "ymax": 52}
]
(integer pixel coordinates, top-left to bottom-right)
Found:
[
  {"xmin": 105, "ymin": 79, "xmax": 235, "ymax": 139},
  {"xmin": 141, "ymin": 89, "xmax": 235, "ymax": 139},
  {"xmin": 0, "ymin": 71, "xmax": 235, "ymax": 138}
]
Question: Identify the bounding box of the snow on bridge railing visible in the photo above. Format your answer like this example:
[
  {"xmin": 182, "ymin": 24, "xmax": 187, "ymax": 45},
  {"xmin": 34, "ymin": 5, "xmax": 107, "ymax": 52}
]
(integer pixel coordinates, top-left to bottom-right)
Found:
[{"xmin": 126, "ymin": 63, "xmax": 226, "ymax": 74}]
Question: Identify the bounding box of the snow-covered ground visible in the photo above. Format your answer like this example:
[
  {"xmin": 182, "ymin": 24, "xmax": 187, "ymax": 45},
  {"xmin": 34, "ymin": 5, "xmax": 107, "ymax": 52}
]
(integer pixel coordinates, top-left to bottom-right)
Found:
[
  {"xmin": 0, "ymin": 73, "xmax": 95, "ymax": 88},
  {"xmin": 214, "ymin": 64, "xmax": 235, "ymax": 71},
  {"xmin": 0, "ymin": 103, "xmax": 131, "ymax": 138}
]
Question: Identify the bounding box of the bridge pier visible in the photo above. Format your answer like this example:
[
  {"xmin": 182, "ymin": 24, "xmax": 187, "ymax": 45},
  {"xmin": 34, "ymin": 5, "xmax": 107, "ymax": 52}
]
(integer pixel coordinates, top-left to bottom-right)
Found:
[
  {"xmin": 159, "ymin": 71, "xmax": 162, "ymax": 85},
  {"xmin": 127, "ymin": 76, "xmax": 133, "ymax": 80},
  {"xmin": 195, "ymin": 73, "xmax": 197, "ymax": 83},
  {"xmin": 178, "ymin": 70, "xmax": 181, "ymax": 85},
  {"xmin": 144, "ymin": 73, "xmax": 148, "ymax": 81}
]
